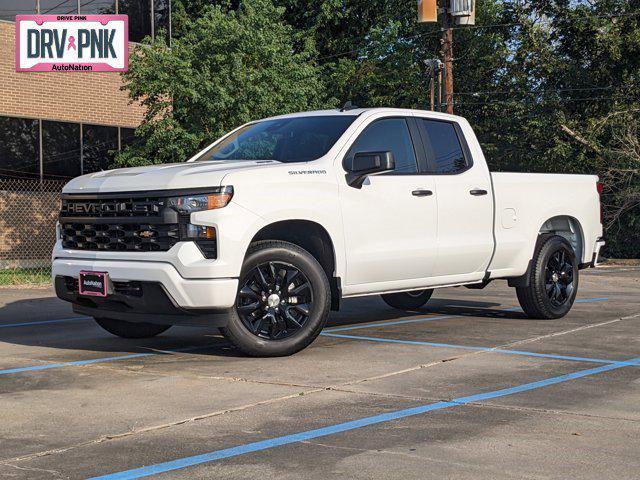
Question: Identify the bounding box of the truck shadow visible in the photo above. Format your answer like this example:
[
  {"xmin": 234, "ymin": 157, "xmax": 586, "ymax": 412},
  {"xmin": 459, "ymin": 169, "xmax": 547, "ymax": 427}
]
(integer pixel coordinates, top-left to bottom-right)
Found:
[{"xmin": 0, "ymin": 295, "xmax": 524, "ymax": 358}]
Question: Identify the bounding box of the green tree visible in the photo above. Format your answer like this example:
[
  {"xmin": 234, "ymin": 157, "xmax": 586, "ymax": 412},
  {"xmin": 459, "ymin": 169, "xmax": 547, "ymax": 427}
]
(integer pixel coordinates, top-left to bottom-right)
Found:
[
  {"xmin": 480, "ymin": 1, "xmax": 640, "ymax": 257},
  {"xmin": 117, "ymin": 0, "xmax": 326, "ymax": 166},
  {"xmin": 118, "ymin": 0, "xmax": 640, "ymax": 256}
]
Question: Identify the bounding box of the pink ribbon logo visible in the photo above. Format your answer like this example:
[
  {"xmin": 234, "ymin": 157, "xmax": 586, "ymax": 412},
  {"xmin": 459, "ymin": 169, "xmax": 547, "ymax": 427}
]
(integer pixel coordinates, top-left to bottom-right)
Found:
[{"xmin": 67, "ymin": 35, "xmax": 77, "ymax": 51}]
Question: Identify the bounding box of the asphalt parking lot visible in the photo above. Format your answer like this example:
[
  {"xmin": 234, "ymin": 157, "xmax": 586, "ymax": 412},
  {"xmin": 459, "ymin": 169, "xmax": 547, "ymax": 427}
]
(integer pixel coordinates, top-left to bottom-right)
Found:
[{"xmin": 0, "ymin": 267, "xmax": 638, "ymax": 480}]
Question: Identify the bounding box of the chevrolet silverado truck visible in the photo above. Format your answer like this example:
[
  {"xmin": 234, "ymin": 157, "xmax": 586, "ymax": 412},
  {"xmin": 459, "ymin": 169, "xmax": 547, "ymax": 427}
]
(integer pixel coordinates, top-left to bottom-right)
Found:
[{"xmin": 53, "ymin": 108, "xmax": 605, "ymax": 356}]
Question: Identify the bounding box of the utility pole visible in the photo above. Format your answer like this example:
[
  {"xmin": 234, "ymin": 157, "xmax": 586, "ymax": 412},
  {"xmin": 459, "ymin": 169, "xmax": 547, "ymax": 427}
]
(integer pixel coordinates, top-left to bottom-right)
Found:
[
  {"xmin": 418, "ymin": 0, "xmax": 475, "ymax": 115},
  {"xmin": 441, "ymin": 0, "xmax": 454, "ymax": 114}
]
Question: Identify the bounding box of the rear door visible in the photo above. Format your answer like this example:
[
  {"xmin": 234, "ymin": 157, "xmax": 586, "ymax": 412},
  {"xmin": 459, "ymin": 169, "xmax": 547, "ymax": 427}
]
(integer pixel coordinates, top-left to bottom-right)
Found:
[
  {"xmin": 339, "ymin": 116, "xmax": 438, "ymax": 292},
  {"xmin": 415, "ymin": 117, "xmax": 494, "ymax": 280}
]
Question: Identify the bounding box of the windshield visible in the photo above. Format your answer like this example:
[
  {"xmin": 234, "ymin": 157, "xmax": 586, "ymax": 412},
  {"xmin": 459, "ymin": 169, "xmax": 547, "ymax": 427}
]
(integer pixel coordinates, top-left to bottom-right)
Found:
[{"xmin": 196, "ymin": 115, "xmax": 357, "ymax": 163}]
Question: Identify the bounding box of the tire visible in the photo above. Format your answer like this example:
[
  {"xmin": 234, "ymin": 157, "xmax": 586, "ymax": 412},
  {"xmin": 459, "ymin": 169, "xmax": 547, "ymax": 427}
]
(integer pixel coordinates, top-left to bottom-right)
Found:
[
  {"xmin": 516, "ymin": 234, "xmax": 579, "ymax": 319},
  {"xmin": 94, "ymin": 317, "xmax": 171, "ymax": 338},
  {"xmin": 220, "ymin": 240, "xmax": 331, "ymax": 357},
  {"xmin": 381, "ymin": 289, "xmax": 434, "ymax": 310}
]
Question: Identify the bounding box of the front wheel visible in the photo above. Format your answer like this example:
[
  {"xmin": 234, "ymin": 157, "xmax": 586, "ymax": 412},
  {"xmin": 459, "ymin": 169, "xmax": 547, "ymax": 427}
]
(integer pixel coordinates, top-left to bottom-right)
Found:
[
  {"xmin": 381, "ymin": 289, "xmax": 434, "ymax": 310},
  {"xmin": 94, "ymin": 317, "xmax": 171, "ymax": 338},
  {"xmin": 516, "ymin": 234, "xmax": 579, "ymax": 319},
  {"xmin": 221, "ymin": 240, "xmax": 331, "ymax": 357}
]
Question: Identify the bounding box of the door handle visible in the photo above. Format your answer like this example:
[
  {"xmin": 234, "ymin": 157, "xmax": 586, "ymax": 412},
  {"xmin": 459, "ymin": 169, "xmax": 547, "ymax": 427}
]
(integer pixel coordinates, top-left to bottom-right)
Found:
[
  {"xmin": 412, "ymin": 189, "xmax": 433, "ymax": 197},
  {"xmin": 469, "ymin": 189, "xmax": 488, "ymax": 196}
]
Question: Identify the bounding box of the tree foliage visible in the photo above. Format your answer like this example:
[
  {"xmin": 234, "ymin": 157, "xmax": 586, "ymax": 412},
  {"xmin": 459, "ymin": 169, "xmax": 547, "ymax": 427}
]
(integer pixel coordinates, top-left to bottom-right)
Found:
[
  {"xmin": 118, "ymin": 0, "xmax": 640, "ymax": 257},
  {"xmin": 117, "ymin": 0, "xmax": 325, "ymax": 166}
]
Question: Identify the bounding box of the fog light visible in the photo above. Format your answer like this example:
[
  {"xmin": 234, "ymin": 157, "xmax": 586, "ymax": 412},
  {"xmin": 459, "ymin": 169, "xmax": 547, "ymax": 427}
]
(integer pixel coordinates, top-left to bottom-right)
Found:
[{"xmin": 186, "ymin": 224, "xmax": 216, "ymax": 239}]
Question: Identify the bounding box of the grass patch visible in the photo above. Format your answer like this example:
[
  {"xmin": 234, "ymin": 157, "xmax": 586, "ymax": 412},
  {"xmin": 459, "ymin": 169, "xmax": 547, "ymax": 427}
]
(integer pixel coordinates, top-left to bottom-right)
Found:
[{"xmin": 0, "ymin": 268, "xmax": 51, "ymax": 286}]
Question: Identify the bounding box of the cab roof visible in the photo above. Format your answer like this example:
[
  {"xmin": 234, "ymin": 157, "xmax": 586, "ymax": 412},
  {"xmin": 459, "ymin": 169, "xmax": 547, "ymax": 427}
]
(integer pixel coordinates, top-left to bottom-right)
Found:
[{"xmin": 266, "ymin": 107, "xmax": 465, "ymax": 122}]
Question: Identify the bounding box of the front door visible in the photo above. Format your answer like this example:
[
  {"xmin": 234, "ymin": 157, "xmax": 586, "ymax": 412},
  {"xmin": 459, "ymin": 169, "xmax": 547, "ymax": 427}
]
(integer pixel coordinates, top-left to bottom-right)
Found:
[{"xmin": 339, "ymin": 116, "xmax": 438, "ymax": 293}]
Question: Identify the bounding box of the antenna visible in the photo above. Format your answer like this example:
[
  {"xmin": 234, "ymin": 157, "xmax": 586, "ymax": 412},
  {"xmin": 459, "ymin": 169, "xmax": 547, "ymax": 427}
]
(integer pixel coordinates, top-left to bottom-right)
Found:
[{"xmin": 340, "ymin": 101, "xmax": 359, "ymax": 112}]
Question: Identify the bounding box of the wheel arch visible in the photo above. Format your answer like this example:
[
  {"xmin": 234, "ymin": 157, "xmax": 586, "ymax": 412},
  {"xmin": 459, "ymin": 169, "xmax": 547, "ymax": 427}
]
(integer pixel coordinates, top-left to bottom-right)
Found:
[
  {"xmin": 538, "ymin": 215, "xmax": 585, "ymax": 264},
  {"xmin": 247, "ymin": 219, "xmax": 341, "ymax": 310},
  {"xmin": 508, "ymin": 216, "xmax": 584, "ymax": 288}
]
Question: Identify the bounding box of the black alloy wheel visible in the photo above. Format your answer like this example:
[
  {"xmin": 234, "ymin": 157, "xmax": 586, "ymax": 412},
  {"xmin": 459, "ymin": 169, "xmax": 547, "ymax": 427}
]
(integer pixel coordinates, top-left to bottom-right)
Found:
[
  {"xmin": 516, "ymin": 234, "xmax": 579, "ymax": 319},
  {"xmin": 236, "ymin": 261, "xmax": 314, "ymax": 340},
  {"xmin": 221, "ymin": 240, "xmax": 330, "ymax": 357},
  {"xmin": 544, "ymin": 249, "xmax": 574, "ymax": 307}
]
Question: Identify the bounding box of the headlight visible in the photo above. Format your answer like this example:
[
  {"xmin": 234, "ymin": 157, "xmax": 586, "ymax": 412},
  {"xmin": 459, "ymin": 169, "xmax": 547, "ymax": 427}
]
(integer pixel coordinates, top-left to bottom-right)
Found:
[{"xmin": 167, "ymin": 186, "xmax": 233, "ymax": 214}]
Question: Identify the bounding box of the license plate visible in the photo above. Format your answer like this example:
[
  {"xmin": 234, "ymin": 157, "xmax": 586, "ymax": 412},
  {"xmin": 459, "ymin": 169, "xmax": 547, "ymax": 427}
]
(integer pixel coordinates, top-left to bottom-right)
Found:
[{"xmin": 78, "ymin": 271, "xmax": 110, "ymax": 297}]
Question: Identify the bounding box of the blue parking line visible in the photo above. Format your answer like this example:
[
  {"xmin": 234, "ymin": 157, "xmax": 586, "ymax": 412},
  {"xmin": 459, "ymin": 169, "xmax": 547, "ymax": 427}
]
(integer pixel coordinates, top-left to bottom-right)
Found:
[
  {"xmin": 0, "ymin": 297, "xmax": 610, "ymax": 376},
  {"xmin": 325, "ymin": 314, "xmax": 460, "ymax": 332},
  {"xmin": 320, "ymin": 332, "xmax": 617, "ymax": 364},
  {"xmin": 86, "ymin": 356, "xmax": 640, "ymax": 480},
  {"xmin": 0, "ymin": 316, "xmax": 89, "ymax": 329},
  {"xmin": 0, "ymin": 345, "xmax": 214, "ymax": 376},
  {"xmin": 575, "ymin": 297, "xmax": 609, "ymax": 303},
  {"xmin": 325, "ymin": 297, "xmax": 609, "ymax": 333}
]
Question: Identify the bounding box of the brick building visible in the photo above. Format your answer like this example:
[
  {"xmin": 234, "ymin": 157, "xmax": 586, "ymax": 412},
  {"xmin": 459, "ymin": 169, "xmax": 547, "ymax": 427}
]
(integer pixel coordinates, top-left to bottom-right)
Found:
[
  {"xmin": 0, "ymin": 1, "xmax": 169, "ymax": 272},
  {"xmin": 0, "ymin": 1, "xmax": 169, "ymax": 183}
]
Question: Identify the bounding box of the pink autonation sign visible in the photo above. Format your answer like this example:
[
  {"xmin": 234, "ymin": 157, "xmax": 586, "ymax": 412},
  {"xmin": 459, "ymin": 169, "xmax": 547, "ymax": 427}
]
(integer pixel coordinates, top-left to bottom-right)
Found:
[{"xmin": 15, "ymin": 14, "xmax": 128, "ymax": 72}]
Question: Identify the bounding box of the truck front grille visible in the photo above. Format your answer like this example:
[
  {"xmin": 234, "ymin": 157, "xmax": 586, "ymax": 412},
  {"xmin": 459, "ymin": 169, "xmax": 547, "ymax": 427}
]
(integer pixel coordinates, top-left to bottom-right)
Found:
[{"xmin": 61, "ymin": 222, "xmax": 180, "ymax": 252}]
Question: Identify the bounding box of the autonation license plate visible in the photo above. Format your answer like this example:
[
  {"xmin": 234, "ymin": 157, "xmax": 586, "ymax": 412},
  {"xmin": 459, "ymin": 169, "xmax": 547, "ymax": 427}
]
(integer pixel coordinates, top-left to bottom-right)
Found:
[{"xmin": 78, "ymin": 271, "xmax": 110, "ymax": 297}]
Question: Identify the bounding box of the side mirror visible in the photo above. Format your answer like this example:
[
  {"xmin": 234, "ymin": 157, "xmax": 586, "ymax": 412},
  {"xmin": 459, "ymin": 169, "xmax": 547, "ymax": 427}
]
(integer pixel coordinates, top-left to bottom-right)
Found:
[{"xmin": 344, "ymin": 151, "xmax": 395, "ymax": 188}]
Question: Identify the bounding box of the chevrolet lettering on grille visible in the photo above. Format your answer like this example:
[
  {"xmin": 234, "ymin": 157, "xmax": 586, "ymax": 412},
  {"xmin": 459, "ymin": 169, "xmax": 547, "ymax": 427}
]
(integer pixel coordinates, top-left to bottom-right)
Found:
[
  {"xmin": 66, "ymin": 202, "xmax": 99, "ymax": 214},
  {"xmin": 61, "ymin": 198, "xmax": 162, "ymax": 218}
]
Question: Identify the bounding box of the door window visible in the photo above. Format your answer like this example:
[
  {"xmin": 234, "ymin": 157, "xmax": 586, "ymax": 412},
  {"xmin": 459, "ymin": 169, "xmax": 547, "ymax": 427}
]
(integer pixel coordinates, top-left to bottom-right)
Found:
[
  {"xmin": 348, "ymin": 118, "xmax": 418, "ymax": 174},
  {"xmin": 419, "ymin": 119, "xmax": 469, "ymax": 174}
]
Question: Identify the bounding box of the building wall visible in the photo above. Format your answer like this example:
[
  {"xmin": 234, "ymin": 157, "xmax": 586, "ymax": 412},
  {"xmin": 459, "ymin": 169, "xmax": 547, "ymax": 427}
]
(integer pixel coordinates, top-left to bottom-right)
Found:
[{"xmin": 0, "ymin": 20, "xmax": 145, "ymax": 128}]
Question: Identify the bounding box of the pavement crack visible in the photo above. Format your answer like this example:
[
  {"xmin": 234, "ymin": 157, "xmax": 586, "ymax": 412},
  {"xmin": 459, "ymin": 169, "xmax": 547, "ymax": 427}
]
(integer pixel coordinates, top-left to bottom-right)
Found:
[
  {"xmin": 500, "ymin": 312, "xmax": 640, "ymax": 350},
  {"xmin": 300, "ymin": 440, "xmax": 542, "ymax": 479},
  {"xmin": 0, "ymin": 388, "xmax": 324, "ymax": 465},
  {"xmin": 459, "ymin": 400, "xmax": 640, "ymax": 423},
  {"xmin": 0, "ymin": 461, "xmax": 67, "ymax": 479}
]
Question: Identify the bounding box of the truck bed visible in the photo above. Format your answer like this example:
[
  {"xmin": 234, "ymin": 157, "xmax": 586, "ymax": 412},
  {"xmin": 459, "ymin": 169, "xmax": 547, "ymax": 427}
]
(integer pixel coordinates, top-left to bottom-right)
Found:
[{"xmin": 488, "ymin": 172, "xmax": 602, "ymax": 279}]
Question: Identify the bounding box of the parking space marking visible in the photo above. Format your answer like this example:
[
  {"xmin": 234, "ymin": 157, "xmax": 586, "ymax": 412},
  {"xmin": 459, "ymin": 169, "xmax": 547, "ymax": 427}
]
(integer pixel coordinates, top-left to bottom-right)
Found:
[
  {"xmin": 0, "ymin": 345, "xmax": 213, "ymax": 376},
  {"xmin": 325, "ymin": 297, "xmax": 609, "ymax": 333},
  {"xmin": 0, "ymin": 298, "xmax": 612, "ymax": 377},
  {"xmin": 85, "ymin": 356, "xmax": 640, "ymax": 480},
  {"xmin": 0, "ymin": 316, "xmax": 89, "ymax": 329},
  {"xmin": 320, "ymin": 332, "xmax": 618, "ymax": 364}
]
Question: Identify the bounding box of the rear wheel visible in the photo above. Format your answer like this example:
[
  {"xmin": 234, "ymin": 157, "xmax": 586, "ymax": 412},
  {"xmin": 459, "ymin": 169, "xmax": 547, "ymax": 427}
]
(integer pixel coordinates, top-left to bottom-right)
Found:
[
  {"xmin": 94, "ymin": 317, "xmax": 171, "ymax": 338},
  {"xmin": 221, "ymin": 240, "xmax": 331, "ymax": 357},
  {"xmin": 516, "ymin": 234, "xmax": 579, "ymax": 319},
  {"xmin": 381, "ymin": 289, "xmax": 434, "ymax": 310}
]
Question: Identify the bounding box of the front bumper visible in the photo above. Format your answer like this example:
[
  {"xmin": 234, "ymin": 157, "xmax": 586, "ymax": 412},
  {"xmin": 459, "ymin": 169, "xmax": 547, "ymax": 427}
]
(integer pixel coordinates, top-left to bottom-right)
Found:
[
  {"xmin": 55, "ymin": 276, "xmax": 230, "ymax": 327},
  {"xmin": 52, "ymin": 258, "xmax": 238, "ymax": 325}
]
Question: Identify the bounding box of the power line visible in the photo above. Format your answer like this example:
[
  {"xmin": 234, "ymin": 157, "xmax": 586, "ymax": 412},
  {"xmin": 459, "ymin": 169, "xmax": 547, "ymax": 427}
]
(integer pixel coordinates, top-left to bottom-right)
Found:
[
  {"xmin": 316, "ymin": 11, "xmax": 640, "ymax": 63},
  {"xmin": 317, "ymin": 30, "xmax": 441, "ymax": 61},
  {"xmin": 447, "ymin": 11, "xmax": 640, "ymax": 33},
  {"xmin": 42, "ymin": 0, "xmax": 75, "ymax": 14},
  {"xmin": 453, "ymin": 85, "xmax": 630, "ymax": 96},
  {"xmin": 456, "ymin": 95, "xmax": 639, "ymax": 106}
]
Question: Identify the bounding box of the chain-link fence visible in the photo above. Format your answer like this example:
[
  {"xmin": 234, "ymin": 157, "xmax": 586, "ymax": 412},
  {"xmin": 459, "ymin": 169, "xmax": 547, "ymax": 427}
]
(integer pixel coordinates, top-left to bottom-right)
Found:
[{"xmin": 0, "ymin": 179, "xmax": 65, "ymax": 285}]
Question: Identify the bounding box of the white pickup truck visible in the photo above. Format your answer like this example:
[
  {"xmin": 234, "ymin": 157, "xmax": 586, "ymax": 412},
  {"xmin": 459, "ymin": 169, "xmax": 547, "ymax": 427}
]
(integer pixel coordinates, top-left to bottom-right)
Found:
[{"xmin": 53, "ymin": 108, "xmax": 604, "ymax": 356}]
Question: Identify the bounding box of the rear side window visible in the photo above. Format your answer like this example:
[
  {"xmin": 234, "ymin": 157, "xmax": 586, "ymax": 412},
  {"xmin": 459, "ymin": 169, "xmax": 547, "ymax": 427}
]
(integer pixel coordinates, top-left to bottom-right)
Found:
[
  {"xmin": 419, "ymin": 119, "xmax": 468, "ymax": 174},
  {"xmin": 348, "ymin": 118, "xmax": 418, "ymax": 174}
]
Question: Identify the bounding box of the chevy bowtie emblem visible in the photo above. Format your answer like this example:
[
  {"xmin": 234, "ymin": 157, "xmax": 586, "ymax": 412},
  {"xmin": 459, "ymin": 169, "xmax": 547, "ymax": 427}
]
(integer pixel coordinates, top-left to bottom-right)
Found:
[{"xmin": 138, "ymin": 230, "xmax": 155, "ymax": 238}]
